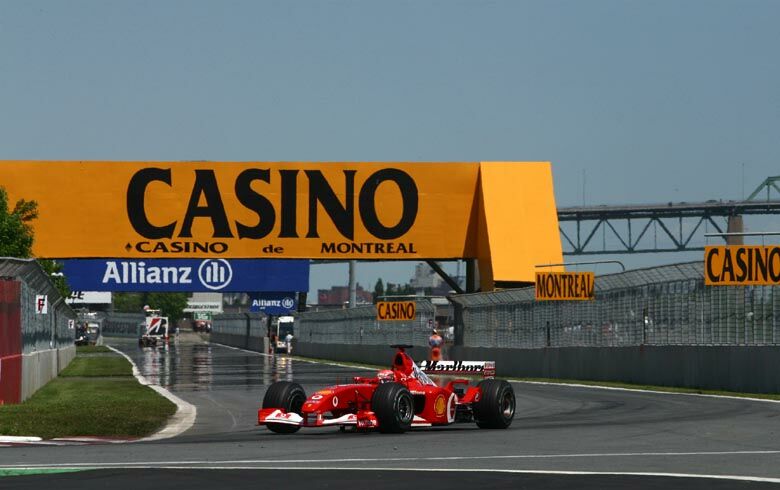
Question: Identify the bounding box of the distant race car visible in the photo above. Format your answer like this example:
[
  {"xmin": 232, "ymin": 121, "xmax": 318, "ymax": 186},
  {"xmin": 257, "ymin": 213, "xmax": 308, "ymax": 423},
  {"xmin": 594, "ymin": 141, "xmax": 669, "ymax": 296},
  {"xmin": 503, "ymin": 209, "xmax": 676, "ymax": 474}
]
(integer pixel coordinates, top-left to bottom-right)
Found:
[{"xmin": 257, "ymin": 345, "xmax": 515, "ymax": 434}]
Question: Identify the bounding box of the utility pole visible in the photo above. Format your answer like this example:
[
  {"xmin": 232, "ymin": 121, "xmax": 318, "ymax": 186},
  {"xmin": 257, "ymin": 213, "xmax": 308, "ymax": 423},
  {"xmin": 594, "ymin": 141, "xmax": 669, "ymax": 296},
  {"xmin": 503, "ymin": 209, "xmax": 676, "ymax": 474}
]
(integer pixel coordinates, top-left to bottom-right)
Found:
[{"xmin": 348, "ymin": 260, "xmax": 357, "ymax": 308}]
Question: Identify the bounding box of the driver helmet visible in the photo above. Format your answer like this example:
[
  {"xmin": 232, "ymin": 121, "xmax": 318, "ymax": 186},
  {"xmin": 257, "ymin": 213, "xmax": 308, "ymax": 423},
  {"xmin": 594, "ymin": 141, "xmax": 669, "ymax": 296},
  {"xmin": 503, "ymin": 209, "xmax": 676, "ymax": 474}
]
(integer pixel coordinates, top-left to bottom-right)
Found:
[{"xmin": 377, "ymin": 369, "xmax": 395, "ymax": 383}]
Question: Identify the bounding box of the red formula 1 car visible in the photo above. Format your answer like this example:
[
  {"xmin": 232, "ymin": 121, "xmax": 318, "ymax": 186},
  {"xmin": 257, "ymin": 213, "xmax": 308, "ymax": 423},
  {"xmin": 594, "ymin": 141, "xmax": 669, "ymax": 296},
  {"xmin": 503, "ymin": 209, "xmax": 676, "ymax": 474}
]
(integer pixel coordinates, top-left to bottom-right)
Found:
[{"xmin": 257, "ymin": 345, "xmax": 515, "ymax": 434}]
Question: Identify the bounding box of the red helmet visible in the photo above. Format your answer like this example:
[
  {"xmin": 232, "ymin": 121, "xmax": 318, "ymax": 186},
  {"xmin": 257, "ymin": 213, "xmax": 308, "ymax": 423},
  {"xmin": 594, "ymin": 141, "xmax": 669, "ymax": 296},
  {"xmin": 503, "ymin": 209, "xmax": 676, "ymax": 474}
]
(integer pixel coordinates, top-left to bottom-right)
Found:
[{"xmin": 377, "ymin": 369, "xmax": 395, "ymax": 383}]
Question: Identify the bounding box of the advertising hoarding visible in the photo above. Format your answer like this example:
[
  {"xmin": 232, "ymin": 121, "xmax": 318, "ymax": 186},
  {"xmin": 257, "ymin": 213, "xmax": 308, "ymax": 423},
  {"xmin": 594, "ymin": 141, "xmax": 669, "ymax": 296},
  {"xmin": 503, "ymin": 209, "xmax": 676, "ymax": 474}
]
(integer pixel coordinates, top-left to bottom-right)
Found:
[{"xmin": 60, "ymin": 258, "xmax": 309, "ymax": 292}]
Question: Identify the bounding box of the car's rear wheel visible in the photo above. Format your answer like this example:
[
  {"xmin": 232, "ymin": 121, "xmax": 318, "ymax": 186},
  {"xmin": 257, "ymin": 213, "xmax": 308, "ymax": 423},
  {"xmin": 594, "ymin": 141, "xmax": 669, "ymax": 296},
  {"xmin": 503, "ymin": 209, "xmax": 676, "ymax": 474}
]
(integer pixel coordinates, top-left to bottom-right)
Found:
[
  {"xmin": 473, "ymin": 379, "xmax": 515, "ymax": 429},
  {"xmin": 262, "ymin": 381, "xmax": 307, "ymax": 434},
  {"xmin": 372, "ymin": 382, "xmax": 414, "ymax": 433}
]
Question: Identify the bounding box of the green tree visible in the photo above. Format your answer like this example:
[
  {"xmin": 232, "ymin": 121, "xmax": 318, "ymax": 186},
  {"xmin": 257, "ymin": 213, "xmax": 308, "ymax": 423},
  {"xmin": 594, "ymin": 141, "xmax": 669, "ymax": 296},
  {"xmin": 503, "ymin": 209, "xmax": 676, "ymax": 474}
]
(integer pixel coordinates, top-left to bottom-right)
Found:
[
  {"xmin": 0, "ymin": 187, "xmax": 34, "ymax": 258},
  {"xmin": 113, "ymin": 292, "xmax": 145, "ymax": 313},
  {"xmin": 146, "ymin": 293, "xmax": 189, "ymax": 322},
  {"xmin": 39, "ymin": 259, "xmax": 70, "ymax": 299},
  {"xmin": 0, "ymin": 188, "xmax": 69, "ymax": 298},
  {"xmin": 373, "ymin": 278, "xmax": 384, "ymax": 302}
]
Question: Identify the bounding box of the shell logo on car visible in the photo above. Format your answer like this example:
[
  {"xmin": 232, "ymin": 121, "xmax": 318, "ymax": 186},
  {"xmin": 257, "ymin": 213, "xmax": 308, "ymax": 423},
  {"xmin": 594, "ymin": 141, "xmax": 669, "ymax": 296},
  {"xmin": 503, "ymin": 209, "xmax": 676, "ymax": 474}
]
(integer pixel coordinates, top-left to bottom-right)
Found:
[{"xmin": 434, "ymin": 395, "xmax": 446, "ymax": 417}]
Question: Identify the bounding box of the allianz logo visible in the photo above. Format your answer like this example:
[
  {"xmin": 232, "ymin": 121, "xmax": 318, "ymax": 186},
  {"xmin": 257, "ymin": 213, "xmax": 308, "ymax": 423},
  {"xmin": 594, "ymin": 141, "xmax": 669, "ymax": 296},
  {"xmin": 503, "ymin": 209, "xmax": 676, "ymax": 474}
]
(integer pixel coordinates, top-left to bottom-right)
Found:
[{"xmin": 101, "ymin": 259, "xmax": 233, "ymax": 290}]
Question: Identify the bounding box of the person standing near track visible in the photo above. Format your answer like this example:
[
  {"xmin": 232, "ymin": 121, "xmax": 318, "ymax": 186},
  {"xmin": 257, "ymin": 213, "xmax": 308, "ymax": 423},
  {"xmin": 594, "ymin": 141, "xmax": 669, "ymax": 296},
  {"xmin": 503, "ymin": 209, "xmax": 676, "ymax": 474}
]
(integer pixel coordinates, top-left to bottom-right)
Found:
[
  {"xmin": 428, "ymin": 328, "xmax": 443, "ymax": 361},
  {"xmin": 285, "ymin": 332, "xmax": 294, "ymax": 355}
]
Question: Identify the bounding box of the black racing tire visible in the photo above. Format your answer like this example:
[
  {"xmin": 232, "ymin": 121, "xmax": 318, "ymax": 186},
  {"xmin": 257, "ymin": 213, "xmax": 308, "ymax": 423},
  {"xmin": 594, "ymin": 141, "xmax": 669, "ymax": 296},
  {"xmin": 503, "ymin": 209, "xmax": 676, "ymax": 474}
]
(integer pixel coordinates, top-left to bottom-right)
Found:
[
  {"xmin": 262, "ymin": 381, "xmax": 307, "ymax": 434},
  {"xmin": 473, "ymin": 379, "xmax": 515, "ymax": 429},
  {"xmin": 372, "ymin": 382, "xmax": 414, "ymax": 434}
]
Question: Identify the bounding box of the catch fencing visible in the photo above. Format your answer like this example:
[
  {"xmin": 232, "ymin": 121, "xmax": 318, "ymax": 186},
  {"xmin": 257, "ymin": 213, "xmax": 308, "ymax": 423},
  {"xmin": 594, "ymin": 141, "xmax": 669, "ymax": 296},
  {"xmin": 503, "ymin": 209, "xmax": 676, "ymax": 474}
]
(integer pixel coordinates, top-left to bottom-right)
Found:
[
  {"xmin": 0, "ymin": 258, "xmax": 76, "ymax": 403},
  {"xmin": 296, "ymin": 300, "xmax": 437, "ymax": 347},
  {"xmin": 451, "ymin": 262, "xmax": 780, "ymax": 348}
]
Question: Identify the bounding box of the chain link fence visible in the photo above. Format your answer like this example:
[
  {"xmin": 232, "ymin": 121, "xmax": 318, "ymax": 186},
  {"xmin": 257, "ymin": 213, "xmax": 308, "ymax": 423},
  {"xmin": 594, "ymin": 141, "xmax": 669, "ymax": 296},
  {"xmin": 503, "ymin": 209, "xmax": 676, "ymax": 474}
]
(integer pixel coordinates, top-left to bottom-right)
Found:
[
  {"xmin": 451, "ymin": 261, "xmax": 780, "ymax": 348},
  {"xmin": 296, "ymin": 300, "xmax": 436, "ymax": 346},
  {"xmin": 102, "ymin": 312, "xmax": 146, "ymax": 337},
  {"xmin": 0, "ymin": 259, "xmax": 76, "ymax": 353}
]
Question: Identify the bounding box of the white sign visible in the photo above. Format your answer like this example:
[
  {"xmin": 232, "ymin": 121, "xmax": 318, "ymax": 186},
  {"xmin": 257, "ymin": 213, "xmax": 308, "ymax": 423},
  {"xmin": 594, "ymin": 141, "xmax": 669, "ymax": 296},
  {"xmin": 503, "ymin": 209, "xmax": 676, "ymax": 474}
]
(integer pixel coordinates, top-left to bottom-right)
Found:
[
  {"xmin": 35, "ymin": 295, "xmax": 48, "ymax": 314},
  {"xmin": 183, "ymin": 301, "xmax": 223, "ymax": 314},
  {"xmin": 66, "ymin": 291, "xmax": 113, "ymax": 305}
]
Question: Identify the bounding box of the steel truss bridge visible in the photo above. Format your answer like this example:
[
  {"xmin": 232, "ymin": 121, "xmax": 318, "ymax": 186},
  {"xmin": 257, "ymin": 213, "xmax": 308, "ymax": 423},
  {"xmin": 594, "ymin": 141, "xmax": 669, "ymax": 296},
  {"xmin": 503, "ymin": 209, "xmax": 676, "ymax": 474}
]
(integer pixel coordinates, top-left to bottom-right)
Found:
[{"xmin": 559, "ymin": 176, "xmax": 780, "ymax": 255}]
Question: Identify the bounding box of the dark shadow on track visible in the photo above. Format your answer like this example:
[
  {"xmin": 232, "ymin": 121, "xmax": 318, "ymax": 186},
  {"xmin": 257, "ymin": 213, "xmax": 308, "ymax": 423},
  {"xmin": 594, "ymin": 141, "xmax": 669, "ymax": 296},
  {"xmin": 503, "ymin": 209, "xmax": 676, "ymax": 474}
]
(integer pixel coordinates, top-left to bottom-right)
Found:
[{"xmin": 6, "ymin": 469, "xmax": 778, "ymax": 490}]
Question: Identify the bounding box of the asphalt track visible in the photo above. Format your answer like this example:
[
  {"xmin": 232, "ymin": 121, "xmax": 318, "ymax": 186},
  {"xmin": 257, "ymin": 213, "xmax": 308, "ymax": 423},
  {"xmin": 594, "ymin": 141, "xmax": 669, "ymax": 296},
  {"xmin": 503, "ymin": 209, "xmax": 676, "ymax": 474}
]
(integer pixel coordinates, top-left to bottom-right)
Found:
[{"xmin": 1, "ymin": 336, "xmax": 780, "ymax": 489}]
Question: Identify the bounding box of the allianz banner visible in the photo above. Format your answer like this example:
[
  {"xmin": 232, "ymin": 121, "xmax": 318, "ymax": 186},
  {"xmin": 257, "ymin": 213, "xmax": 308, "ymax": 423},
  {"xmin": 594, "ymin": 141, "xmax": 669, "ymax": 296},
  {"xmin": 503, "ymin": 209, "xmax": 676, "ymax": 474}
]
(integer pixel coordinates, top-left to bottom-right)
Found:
[
  {"xmin": 60, "ymin": 259, "xmax": 309, "ymax": 292},
  {"xmin": 0, "ymin": 161, "xmax": 563, "ymax": 288},
  {"xmin": 704, "ymin": 246, "xmax": 780, "ymax": 286},
  {"xmin": 249, "ymin": 292, "xmax": 297, "ymax": 315}
]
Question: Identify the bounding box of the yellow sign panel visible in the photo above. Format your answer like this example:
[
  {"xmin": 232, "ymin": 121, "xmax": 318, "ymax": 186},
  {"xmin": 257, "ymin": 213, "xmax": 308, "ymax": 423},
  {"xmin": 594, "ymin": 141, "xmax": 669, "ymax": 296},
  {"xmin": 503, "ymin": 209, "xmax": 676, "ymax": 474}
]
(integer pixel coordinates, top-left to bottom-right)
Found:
[
  {"xmin": 704, "ymin": 246, "xmax": 780, "ymax": 286},
  {"xmin": 0, "ymin": 161, "xmax": 564, "ymax": 289},
  {"xmin": 376, "ymin": 301, "xmax": 416, "ymax": 321},
  {"xmin": 535, "ymin": 272, "xmax": 595, "ymax": 301}
]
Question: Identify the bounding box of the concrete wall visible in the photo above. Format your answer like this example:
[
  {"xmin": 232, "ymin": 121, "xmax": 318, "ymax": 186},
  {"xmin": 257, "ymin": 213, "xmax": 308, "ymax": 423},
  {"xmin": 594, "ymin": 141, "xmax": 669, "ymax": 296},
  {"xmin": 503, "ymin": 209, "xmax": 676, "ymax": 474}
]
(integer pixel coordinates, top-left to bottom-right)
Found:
[
  {"xmin": 58, "ymin": 345, "xmax": 76, "ymax": 371},
  {"xmin": 293, "ymin": 342, "xmax": 780, "ymax": 394},
  {"xmin": 210, "ymin": 331, "xmax": 268, "ymax": 354},
  {"xmin": 21, "ymin": 345, "xmax": 76, "ymax": 402}
]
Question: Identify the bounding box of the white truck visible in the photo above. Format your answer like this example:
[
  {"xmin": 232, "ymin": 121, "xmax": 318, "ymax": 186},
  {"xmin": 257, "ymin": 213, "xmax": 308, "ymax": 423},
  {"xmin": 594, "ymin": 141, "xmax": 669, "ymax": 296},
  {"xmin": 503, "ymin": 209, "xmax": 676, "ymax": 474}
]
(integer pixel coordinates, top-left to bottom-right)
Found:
[
  {"xmin": 273, "ymin": 316, "xmax": 295, "ymax": 353},
  {"xmin": 138, "ymin": 309, "xmax": 170, "ymax": 347}
]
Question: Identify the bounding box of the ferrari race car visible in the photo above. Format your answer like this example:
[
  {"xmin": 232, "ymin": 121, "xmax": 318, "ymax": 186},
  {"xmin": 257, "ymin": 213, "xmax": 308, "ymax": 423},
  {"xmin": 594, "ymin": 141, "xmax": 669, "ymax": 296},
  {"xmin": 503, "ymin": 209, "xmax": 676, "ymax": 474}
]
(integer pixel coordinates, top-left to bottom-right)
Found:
[{"xmin": 257, "ymin": 345, "xmax": 515, "ymax": 434}]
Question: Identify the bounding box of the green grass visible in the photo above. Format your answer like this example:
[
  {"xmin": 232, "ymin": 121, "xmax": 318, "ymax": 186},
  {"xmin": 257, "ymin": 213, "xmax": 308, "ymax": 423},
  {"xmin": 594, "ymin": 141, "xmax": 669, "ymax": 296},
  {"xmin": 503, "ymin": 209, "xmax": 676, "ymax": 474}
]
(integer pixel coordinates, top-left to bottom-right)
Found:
[
  {"xmin": 76, "ymin": 345, "xmax": 113, "ymax": 354},
  {"xmin": 0, "ymin": 469, "xmax": 90, "ymax": 477},
  {"xmin": 59, "ymin": 356, "xmax": 133, "ymax": 377},
  {"xmin": 0, "ymin": 378, "xmax": 176, "ymax": 439},
  {"xmin": 0, "ymin": 352, "xmax": 176, "ymax": 439}
]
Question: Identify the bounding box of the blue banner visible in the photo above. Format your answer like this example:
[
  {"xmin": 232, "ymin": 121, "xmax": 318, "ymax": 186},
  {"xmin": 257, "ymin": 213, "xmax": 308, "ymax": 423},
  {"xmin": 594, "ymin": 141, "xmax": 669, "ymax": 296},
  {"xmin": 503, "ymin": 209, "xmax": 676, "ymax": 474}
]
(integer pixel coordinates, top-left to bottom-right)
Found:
[
  {"xmin": 249, "ymin": 292, "xmax": 298, "ymax": 315},
  {"xmin": 60, "ymin": 259, "xmax": 309, "ymax": 292}
]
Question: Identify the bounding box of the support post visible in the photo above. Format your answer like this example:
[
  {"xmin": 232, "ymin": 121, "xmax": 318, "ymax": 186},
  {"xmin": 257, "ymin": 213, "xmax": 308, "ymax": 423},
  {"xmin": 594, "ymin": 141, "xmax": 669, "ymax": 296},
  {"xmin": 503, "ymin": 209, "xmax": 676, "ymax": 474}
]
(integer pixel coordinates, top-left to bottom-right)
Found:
[{"xmin": 348, "ymin": 260, "xmax": 357, "ymax": 308}]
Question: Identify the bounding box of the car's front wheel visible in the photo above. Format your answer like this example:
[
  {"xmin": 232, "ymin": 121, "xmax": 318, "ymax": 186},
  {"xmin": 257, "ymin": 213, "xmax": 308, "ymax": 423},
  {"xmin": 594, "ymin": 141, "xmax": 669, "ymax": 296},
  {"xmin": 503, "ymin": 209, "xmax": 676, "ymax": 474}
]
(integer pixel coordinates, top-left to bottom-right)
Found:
[
  {"xmin": 372, "ymin": 382, "xmax": 414, "ymax": 434},
  {"xmin": 473, "ymin": 379, "xmax": 515, "ymax": 429},
  {"xmin": 262, "ymin": 381, "xmax": 307, "ymax": 434}
]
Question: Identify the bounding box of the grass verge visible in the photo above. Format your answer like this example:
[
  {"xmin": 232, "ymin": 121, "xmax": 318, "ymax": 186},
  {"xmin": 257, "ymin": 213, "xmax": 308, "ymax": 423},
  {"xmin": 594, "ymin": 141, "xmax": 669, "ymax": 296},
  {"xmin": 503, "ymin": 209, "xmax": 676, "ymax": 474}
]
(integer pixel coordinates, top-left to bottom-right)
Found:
[
  {"xmin": 60, "ymin": 356, "xmax": 133, "ymax": 377},
  {"xmin": 0, "ymin": 378, "xmax": 176, "ymax": 439},
  {"xmin": 0, "ymin": 353, "xmax": 176, "ymax": 439},
  {"xmin": 76, "ymin": 345, "xmax": 113, "ymax": 354}
]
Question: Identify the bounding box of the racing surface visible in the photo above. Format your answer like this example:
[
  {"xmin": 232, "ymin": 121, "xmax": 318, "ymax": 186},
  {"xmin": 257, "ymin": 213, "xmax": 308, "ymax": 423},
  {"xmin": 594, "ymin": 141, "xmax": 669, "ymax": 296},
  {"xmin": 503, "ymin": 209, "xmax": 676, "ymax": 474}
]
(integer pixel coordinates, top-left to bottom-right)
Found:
[{"xmin": 2, "ymin": 335, "xmax": 780, "ymax": 489}]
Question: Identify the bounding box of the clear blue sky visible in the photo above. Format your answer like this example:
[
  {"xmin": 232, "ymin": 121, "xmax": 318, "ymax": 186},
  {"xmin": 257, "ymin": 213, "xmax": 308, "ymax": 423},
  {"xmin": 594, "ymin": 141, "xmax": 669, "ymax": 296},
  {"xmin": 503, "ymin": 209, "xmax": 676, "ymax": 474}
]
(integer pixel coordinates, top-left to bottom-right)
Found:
[{"xmin": 1, "ymin": 1, "xmax": 778, "ymax": 296}]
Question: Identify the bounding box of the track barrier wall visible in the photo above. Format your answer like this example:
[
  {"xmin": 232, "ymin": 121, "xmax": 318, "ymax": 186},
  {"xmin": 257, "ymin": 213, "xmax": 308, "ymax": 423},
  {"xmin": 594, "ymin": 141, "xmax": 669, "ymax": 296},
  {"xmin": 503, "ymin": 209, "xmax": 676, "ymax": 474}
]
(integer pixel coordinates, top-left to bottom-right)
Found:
[
  {"xmin": 292, "ymin": 342, "xmax": 780, "ymax": 394},
  {"xmin": 0, "ymin": 279, "xmax": 22, "ymax": 404},
  {"xmin": 102, "ymin": 312, "xmax": 145, "ymax": 338},
  {"xmin": 211, "ymin": 313, "xmax": 269, "ymax": 353},
  {"xmin": 294, "ymin": 263, "xmax": 780, "ymax": 394},
  {"xmin": 210, "ymin": 262, "xmax": 780, "ymax": 393},
  {"xmin": 0, "ymin": 259, "xmax": 76, "ymax": 403}
]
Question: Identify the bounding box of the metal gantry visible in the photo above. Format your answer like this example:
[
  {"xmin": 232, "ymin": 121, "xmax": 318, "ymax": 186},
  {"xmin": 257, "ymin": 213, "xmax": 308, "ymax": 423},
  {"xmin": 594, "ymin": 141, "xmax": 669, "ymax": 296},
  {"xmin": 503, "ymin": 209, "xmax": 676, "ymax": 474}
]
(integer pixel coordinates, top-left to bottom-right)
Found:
[{"xmin": 558, "ymin": 200, "xmax": 780, "ymax": 255}]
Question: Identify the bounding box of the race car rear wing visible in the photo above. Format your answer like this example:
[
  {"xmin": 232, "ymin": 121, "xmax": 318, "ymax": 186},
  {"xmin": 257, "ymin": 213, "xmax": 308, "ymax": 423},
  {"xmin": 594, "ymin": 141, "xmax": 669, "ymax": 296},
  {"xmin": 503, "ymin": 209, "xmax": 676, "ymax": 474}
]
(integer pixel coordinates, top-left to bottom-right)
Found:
[{"xmin": 418, "ymin": 360, "xmax": 495, "ymax": 378}]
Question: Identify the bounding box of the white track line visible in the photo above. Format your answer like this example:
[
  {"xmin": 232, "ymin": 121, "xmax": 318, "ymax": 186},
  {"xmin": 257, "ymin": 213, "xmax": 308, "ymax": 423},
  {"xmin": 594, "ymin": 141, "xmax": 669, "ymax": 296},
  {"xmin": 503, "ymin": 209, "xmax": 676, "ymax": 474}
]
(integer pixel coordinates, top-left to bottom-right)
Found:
[
  {"xmin": 107, "ymin": 345, "xmax": 197, "ymax": 441},
  {"xmin": 212, "ymin": 341, "xmax": 780, "ymax": 404},
  {"xmin": 4, "ymin": 449, "xmax": 780, "ymax": 467},
  {"xmin": 212, "ymin": 343, "xmax": 271, "ymax": 357},
  {"xmin": 1, "ymin": 464, "xmax": 779, "ymax": 484},
  {"xmin": 210, "ymin": 342, "xmax": 377, "ymax": 371},
  {"xmin": 0, "ymin": 436, "xmax": 42, "ymax": 443},
  {"xmin": 513, "ymin": 379, "xmax": 780, "ymax": 404}
]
